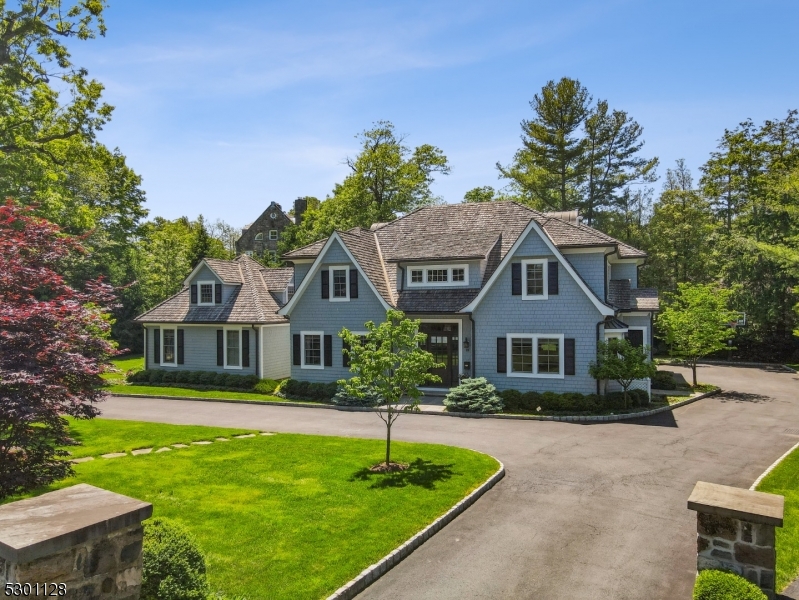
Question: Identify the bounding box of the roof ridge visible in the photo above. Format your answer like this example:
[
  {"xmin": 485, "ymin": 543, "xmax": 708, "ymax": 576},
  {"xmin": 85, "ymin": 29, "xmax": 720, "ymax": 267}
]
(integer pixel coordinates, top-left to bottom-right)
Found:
[{"xmin": 372, "ymin": 230, "xmax": 395, "ymax": 305}]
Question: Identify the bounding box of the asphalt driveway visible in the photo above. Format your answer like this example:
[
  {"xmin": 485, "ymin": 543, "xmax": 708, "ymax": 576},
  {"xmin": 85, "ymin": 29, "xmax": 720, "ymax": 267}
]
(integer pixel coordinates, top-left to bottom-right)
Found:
[{"xmin": 100, "ymin": 364, "xmax": 799, "ymax": 599}]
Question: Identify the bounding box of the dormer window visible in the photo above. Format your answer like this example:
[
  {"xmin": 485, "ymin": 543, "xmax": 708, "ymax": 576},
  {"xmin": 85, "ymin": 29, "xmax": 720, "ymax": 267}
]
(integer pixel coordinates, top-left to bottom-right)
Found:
[
  {"xmin": 452, "ymin": 268, "xmax": 465, "ymax": 282},
  {"xmin": 522, "ymin": 259, "xmax": 547, "ymax": 300},
  {"xmin": 198, "ymin": 281, "xmax": 215, "ymax": 305},
  {"xmin": 406, "ymin": 264, "xmax": 469, "ymax": 287},
  {"xmin": 428, "ymin": 269, "xmax": 447, "ymax": 282},
  {"xmin": 255, "ymin": 233, "xmax": 264, "ymax": 241}
]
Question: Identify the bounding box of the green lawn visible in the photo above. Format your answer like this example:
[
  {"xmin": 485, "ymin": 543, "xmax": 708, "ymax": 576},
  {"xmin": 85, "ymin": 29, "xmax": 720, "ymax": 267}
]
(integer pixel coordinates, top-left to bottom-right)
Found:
[
  {"xmin": 757, "ymin": 446, "xmax": 799, "ymax": 591},
  {"xmin": 787, "ymin": 364, "xmax": 799, "ymax": 372},
  {"xmin": 101, "ymin": 354, "xmax": 144, "ymax": 382},
  {"xmin": 31, "ymin": 419, "xmax": 499, "ymax": 599},
  {"xmin": 104, "ymin": 383, "xmax": 308, "ymax": 403}
]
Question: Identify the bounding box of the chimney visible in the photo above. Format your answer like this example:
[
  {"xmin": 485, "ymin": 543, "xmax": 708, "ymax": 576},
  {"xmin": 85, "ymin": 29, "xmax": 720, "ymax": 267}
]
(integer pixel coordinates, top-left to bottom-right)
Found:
[{"xmin": 294, "ymin": 197, "xmax": 307, "ymax": 226}]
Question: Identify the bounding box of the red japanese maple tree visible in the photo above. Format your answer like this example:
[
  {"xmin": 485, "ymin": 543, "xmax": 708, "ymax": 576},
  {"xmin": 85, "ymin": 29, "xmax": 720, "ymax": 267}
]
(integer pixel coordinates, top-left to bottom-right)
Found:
[{"xmin": 0, "ymin": 199, "xmax": 118, "ymax": 499}]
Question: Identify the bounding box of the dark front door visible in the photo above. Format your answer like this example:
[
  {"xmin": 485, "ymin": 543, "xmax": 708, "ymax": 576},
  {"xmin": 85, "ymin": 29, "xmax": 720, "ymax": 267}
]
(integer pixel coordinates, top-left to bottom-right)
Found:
[{"xmin": 420, "ymin": 323, "xmax": 459, "ymax": 387}]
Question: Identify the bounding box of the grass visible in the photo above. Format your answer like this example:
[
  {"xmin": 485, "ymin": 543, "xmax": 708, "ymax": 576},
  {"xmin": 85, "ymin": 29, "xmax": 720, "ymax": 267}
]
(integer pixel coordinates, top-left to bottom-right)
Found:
[
  {"xmin": 757, "ymin": 446, "xmax": 799, "ymax": 592},
  {"xmin": 104, "ymin": 383, "xmax": 304, "ymax": 403},
  {"xmin": 787, "ymin": 364, "xmax": 799, "ymax": 372},
  {"xmin": 101, "ymin": 354, "xmax": 144, "ymax": 382},
  {"xmin": 26, "ymin": 419, "xmax": 499, "ymax": 599}
]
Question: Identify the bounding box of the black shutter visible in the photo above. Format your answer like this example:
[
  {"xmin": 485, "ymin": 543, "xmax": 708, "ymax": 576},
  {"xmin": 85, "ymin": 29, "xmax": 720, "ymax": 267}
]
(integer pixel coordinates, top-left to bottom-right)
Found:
[
  {"xmin": 293, "ymin": 334, "xmax": 301, "ymax": 365},
  {"xmin": 177, "ymin": 329, "xmax": 185, "ymax": 364},
  {"xmin": 342, "ymin": 340, "xmax": 351, "ymax": 367},
  {"xmin": 324, "ymin": 335, "xmax": 332, "ymax": 367},
  {"xmin": 321, "ymin": 270, "xmax": 329, "ymax": 299},
  {"xmin": 216, "ymin": 329, "xmax": 224, "ymax": 366},
  {"xmin": 564, "ymin": 338, "xmax": 575, "ymax": 375},
  {"xmin": 153, "ymin": 328, "xmax": 160, "ymax": 364},
  {"xmin": 627, "ymin": 329, "xmax": 644, "ymax": 348},
  {"xmin": 511, "ymin": 263, "xmax": 522, "ymax": 295},
  {"xmin": 214, "ymin": 283, "xmax": 222, "ymax": 304},
  {"xmin": 548, "ymin": 261, "xmax": 559, "ymax": 295},
  {"xmin": 497, "ymin": 337, "xmax": 507, "ymax": 373},
  {"xmin": 242, "ymin": 330, "xmax": 250, "ymax": 367},
  {"xmin": 350, "ymin": 269, "xmax": 358, "ymax": 299},
  {"xmin": 190, "ymin": 284, "xmax": 198, "ymax": 304}
]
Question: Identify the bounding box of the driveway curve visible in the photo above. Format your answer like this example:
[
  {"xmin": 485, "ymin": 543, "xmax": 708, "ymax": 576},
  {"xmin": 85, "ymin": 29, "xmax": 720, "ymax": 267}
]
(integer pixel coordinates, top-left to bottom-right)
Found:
[{"xmin": 100, "ymin": 364, "xmax": 799, "ymax": 599}]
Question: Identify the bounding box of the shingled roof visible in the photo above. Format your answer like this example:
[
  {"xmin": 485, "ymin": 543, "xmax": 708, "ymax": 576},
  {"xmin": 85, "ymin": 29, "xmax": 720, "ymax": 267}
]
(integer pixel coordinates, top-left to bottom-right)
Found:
[
  {"xmin": 135, "ymin": 255, "xmax": 288, "ymax": 324},
  {"xmin": 608, "ymin": 279, "xmax": 659, "ymax": 312}
]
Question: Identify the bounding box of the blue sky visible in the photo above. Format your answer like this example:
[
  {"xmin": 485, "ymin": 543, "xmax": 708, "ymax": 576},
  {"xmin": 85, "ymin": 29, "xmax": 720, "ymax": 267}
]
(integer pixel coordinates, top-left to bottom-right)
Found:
[{"xmin": 73, "ymin": 0, "xmax": 799, "ymax": 226}]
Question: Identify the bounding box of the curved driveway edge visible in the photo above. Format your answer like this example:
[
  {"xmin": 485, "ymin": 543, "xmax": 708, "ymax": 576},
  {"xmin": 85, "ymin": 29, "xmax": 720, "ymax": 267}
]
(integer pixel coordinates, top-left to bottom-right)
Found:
[{"xmin": 327, "ymin": 459, "xmax": 506, "ymax": 600}]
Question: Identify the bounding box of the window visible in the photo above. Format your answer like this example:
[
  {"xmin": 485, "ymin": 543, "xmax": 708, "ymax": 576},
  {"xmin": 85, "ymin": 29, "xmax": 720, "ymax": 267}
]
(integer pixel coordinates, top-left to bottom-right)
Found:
[
  {"xmin": 286, "ymin": 283, "xmax": 295, "ymax": 302},
  {"xmin": 198, "ymin": 281, "xmax": 215, "ymax": 305},
  {"xmin": 255, "ymin": 232, "xmax": 263, "ymax": 241},
  {"xmin": 162, "ymin": 328, "xmax": 176, "ymax": 365},
  {"xmin": 302, "ymin": 332, "xmax": 323, "ymax": 368},
  {"xmin": 225, "ymin": 329, "xmax": 241, "ymax": 368},
  {"xmin": 269, "ymin": 230, "xmax": 278, "ymax": 240},
  {"xmin": 522, "ymin": 259, "xmax": 548, "ymax": 300},
  {"xmin": 329, "ymin": 266, "xmax": 350, "ymax": 301},
  {"xmin": 507, "ymin": 334, "xmax": 564, "ymax": 378},
  {"xmin": 245, "ymin": 251, "xmax": 253, "ymax": 257},
  {"xmin": 406, "ymin": 264, "xmax": 469, "ymax": 287}
]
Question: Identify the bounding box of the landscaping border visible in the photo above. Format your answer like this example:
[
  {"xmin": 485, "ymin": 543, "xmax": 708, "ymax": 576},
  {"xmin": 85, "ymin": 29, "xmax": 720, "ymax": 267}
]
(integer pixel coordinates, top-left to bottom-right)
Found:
[
  {"xmin": 750, "ymin": 440, "xmax": 799, "ymax": 491},
  {"xmin": 109, "ymin": 388, "xmax": 720, "ymax": 423},
  {"xmin": 326, "ymin": 458, "xmax": 505, "ymax": 600}
]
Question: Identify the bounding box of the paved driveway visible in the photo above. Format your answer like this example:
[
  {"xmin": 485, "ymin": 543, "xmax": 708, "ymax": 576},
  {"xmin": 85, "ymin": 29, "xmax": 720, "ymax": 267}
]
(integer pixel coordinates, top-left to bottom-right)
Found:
[{"xmin": 101, "ymin": 364, "xmax": 799, "ymax": 599}]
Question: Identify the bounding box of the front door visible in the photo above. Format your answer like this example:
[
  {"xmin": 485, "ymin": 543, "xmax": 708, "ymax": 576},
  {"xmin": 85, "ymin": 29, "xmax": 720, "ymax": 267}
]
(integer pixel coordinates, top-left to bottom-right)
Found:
[{"xmin": 420, "ymin": 323, "xmax": 459, "ymax": 387}]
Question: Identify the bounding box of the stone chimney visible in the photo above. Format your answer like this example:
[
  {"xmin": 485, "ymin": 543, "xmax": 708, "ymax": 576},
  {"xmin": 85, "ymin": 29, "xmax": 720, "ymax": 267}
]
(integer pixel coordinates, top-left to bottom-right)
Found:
[{"xmin": 294, "ymin": 197, "xmax": 308, "ymax": 227}]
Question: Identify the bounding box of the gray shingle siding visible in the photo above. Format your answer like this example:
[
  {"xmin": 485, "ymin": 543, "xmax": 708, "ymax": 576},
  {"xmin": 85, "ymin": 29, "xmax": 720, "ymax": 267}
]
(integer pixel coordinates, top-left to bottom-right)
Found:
[
  {"xmin": 472, "ymin": 229, "xmax": 604, "ymax": 394},
  {"xmin": 288, "ymin": 239, "xmax": 387, "ymax": 383},
  {"xmin": 144, "ymin": 325, "xmax": 257, "ymax": 376},
  {"xmin": 188, "ymin": 265, "xmax": 238, "ymax": 303},
  {"xmin": 610, "ymin": 262, "xmax": 638, "ymax": 288},
  {"xmin": 564, "ymin": 253, "xmax": 606, "ymax": 299},
  {"xmin": 293, "ymin": 262, "xmax": 313, "ymax": 290}
]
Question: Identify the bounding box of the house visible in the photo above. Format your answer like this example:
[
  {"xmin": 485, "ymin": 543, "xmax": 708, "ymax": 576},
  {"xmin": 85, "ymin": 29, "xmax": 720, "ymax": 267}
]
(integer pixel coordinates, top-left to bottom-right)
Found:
[
  {"xmin": 235, "ymin": 198, "xmax": 309, "ymax": 260},
  {"xmin": 279, "ymin": 202, "xmax": 658, "ymax": 395},
  {"xmin": 134, "ymin": 255, "xmax": 292, "ymax": 379}
]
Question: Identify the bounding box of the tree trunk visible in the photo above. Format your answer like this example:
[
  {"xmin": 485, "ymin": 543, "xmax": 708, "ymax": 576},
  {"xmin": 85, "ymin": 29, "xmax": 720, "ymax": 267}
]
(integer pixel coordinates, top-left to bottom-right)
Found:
[
  {"xmin": 622, "ymin": 387, "xmax": 628, "ymax": 409},
  {"xmin": 691, "ymin": 360, "xmax": 698, "ymax": 387},
  {"xmin": 385, "ymin": 422, "xmax": 391, "ymax": 465}
]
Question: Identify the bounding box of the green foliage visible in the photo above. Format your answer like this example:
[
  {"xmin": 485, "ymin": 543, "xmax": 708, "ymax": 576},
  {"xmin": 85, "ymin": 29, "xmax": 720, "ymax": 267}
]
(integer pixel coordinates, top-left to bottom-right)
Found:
[
  {"xmin": 280, "ymin": 379, "xmax": 337, "ymax": 401},
  {"xmin": 463, "ymin": 186, "xmax": 497, "ymax": 203},
  {"xmin": 443, "ymin": 378, "xmax": 503, "ymax": 414},
  {"xmin": 589, "ymin": 338, "xmax": 657, "ymax": 407},
  {"xmin": 498, "ymin": 389, "xmax": 649, "ymax": 413},
  {"xmin": 126, "ymin": 370, "xmax": 258, "ymax": 391},
  {"xmin": 253, "ymin": 379, "xmax": 280, "ymax": 394},
  {"xmin": 651, "ymin": 370, "xmax": 677, "ymax": 390},
  {"xmin": 658, "ymin": 283, "xmax": 738, "ymax": 385},
  {"xmin": 332, "ymin": 382, "xmax": 383, "ymax": 407},
  {"xmin": 142, "ymin": 517, "xmax": 209, "ymax": 600},
  {"xmin": 339, "ymin": 309, "xmax": 442, "ymax": 465},
  {"xmin": 692, "ymin": 570, "xmax": 766, "ymax": 600}
]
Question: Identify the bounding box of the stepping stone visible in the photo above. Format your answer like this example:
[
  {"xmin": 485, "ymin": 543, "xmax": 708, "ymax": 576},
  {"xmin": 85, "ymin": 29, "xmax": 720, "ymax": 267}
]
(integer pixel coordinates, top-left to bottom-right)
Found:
[
  {"xmin": 216, "ymin": 437, "xmax": 229, "ymax": 442},
  {"xmin": 191, "ymin": 441, "xmax": 212, "ymax": 445},
  {"xmin": 156, "ymin": 447, "xmax": 172, "ymax": 453},
  {"xmin": 71, "ymin": 456, "xmax": 94, "ymax": 464},
  {"xmin": 260, "ymin": 432, "xmax": 274, "ymax": 436},
  {"xmin": 234, "ymin": 434, "xmax": 256, "ymax": 439},
  {"xmin": 131, "ymin": 448, "xmax": 152, "ymax": 455},
  {"xmin": 172, "ymin": 444, "xmax": 188, "ymax": 448},
  {"xmin": 101, "ymin": 452, "xmax": 126, "ymax": 459}
]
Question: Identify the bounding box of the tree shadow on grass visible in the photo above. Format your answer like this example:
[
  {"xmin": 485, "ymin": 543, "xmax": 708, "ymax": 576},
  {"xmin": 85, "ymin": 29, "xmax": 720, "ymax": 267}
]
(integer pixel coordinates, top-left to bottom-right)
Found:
[
  {"xmin": 717, "ymin": 391, "xmax": 774, "ymax": 404},
  {"xmin": 350, "ymin": 458, "xmax": 456, "ymax": 490}
]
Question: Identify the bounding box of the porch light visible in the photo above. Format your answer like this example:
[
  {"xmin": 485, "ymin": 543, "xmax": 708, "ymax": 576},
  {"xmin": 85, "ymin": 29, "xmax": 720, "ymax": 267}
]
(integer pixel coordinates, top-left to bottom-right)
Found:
[{"xmin": 463, "ymin": 337, "xmax": 470, "ymax": 351}]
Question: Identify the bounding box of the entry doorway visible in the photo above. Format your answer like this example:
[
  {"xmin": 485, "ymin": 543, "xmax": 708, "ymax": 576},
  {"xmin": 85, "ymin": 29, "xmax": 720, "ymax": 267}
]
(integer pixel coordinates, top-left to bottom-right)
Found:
[{"xmin": 419, "ymin": 323, "xmax": 459, "ymax": 388}]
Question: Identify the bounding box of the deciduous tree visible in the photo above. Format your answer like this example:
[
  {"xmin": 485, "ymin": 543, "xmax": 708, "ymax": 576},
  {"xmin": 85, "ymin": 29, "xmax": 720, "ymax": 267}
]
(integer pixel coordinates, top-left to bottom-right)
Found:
[{"xmin": 589, "ymin": 338, "xmax": 656, "ymax": 408}]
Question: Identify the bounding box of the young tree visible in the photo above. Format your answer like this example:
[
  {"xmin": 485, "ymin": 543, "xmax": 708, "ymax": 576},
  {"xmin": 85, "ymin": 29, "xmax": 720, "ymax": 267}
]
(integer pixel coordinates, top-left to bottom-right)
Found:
[
  {"xmin": 589, "ymin": 338, "xmax": 657, "ymax": 408},
  {"xmin": 339, "ymin": 310, "xmax": 441, "ymax": 470},
  {"xmin": 0, "ymin": 200, "xmax": 118, "ymax": 499},
  {"xmin": 657, "ymin": 283, "xmax": 739, "ymax": 386}
]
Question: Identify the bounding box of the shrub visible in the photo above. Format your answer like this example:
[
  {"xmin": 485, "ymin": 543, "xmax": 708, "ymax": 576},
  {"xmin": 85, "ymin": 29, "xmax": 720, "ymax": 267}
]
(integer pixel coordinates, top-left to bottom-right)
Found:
[
  {"xmin": 212, "ymin": 372, "xmax": 228, "ymax": 387},
  {"xmin": 197, "ymin": 371, "xmax": 215, "ymax": 385},
  {"xmin": 692, "ymin": 569, "xmax": 766, "ymax": 600},
  {"xmin": 307, "ymin": 382, "xmax": 337, "ymax": 401},
  {"xmin": 161, "ymin": 370, "xmax": 176, "ymax": 383},
  {"xmin": 333, "ymin": 382, "xmax": 383, "ymax": 407},
  {"xmin": 141, "ymin": 517, "xmax": 209, "ymax": 600},
  {"xmin": 240, "ymin": 374, "xmax": 259, "ymax": 389},
  {"xmin": 127, "ymin": 370, "xmax": 149, "ymax": 383},
  {"xmin": 148, "ymin": 370, "xmax": 164, "ymax": 384},
  {"xmin": 444, "ymin": 378, "xmax": 503, "ymax": 413},
  {"xmin": 186, "ymin": 370, "xmax": 202, "ymax": 384},
  {"xmin": 253, "ymin": 379, "xmax": 279, "ymax": 394},
  {"xmin": 174, "ymin": 370, "xmax": 191, "ymax": 384},
  {"xmin": 652, "ymin": 370, "xmax": 677, "ymax": 390},
  {"xmin": 499, "ymin": 389, "xmax": 522, "ymax": 411}
]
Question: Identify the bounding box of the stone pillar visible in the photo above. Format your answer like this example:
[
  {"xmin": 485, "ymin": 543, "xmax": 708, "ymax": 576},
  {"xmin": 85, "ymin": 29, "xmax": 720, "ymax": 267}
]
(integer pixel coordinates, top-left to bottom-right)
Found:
[
  {"xmin": 0, "ymin": 484, "xmax": 152, "ymax": 599},
  {"xmin": 688, "ymin": 481, "xmax": 784, "ymax": 600}
]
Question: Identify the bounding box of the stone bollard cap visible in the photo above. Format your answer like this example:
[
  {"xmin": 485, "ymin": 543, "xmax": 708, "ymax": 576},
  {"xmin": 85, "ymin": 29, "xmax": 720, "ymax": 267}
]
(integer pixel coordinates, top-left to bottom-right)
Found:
[
  {"xmin": 687, "ymin": 481, "xmax": 784, "ymax": 527},
  {"xmin": 0, "ymin": 484, "xmax": 153, "ymax": 564}
]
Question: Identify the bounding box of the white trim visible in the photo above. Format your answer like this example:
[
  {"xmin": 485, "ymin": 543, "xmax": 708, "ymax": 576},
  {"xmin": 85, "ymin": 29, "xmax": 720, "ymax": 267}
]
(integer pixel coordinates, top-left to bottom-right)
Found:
[
  {"xmin": 460, "ymin": 220, "xmax": 614, "ymax": 316},
  {"xmin": 254, "ymin": 232, "xmax": 264, "ymax": 241},
  {"xmin": 619, "ymin": 311, "xmax": 650, "ymax": 317},
  {"xmin": 607, "ymin": 255, "xmax": 645, "ymax": 266},
  {"xmin": 521, "ymin": 259, "xmax": 548, "ymax": 300},
  {"xmin": 406, "ymin": 264, "xmax": 469, "ymax": 288},
  {"xmin": 419, "ymin": 319, "xmax": 463, "ymax": 378},
  {"xmin": 223, "ymin": 327, "xmax": 243, "ymax": 370},
  {"xmin": 160, "ymin": 327, "xmax": 178, "ymax": 367},
  {"xmin": 300, "ymin": 330, "xmax": 324, "ymax": 369},
  {"xmin": 197, "ymin": 280, "xmax": 216, "ymax": 306},
  {"xmin": 183, "ymin": 259, "xmax": 220, "ymax": 287},
  {"xmin": 279, "ymin": 232, "xmax": 392, "ymax": 315},
  {"xmin": 142, "ymin": 322, "xmax": 286, "ymax": 328},
  {"xmin": 269, "ymin": 229, "xmax": 278, "ymax": 240},
  {"xmin": 329, "ymin": 265, "xmax": 350, "ymax": 302},
  {"xmin": 561, "ymin": 246, "xmax": 615, "ymax": 255},
  {"xmin": 506, "ymin": 333, "xmax": 565, "ymax": 379}
]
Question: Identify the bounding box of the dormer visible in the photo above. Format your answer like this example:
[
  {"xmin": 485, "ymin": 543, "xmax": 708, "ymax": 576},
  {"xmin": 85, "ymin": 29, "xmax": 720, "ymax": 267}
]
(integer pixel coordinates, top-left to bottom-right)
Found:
[{"xmin": 184, "ymin": 259, "xmax": 244, "ymax": 306}]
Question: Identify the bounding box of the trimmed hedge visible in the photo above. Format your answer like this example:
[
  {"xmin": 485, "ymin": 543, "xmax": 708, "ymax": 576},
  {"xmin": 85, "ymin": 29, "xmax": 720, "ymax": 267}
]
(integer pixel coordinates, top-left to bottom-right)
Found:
[
  {"xmin": 142, "ymin": 517, "xmax": 209, "ymax": 600},
  {"xmin": 127, "ymin": 369, "xmax": 266, "ymax": 392},
  {"xmin": 652, "ymin": 370, "xmax": 677, "ymax": 390},
  {"xmin": 693, "ymin": 569, "xmax": 767, "ymax": 600},
  {"xmin": 444, "ymin": 378, "xmax": 503, "ymax": 414},
  {"xmin": 499, "ymin": 388, "xmax": 650, "ymax": 414},
  {"xmin": 280, "ymin": 379, "xmax": 338, "ymax": 402}
]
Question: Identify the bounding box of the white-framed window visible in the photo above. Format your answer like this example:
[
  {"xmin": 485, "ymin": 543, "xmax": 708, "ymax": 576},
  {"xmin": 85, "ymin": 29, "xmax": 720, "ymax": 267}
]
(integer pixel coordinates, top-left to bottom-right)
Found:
[
  {"xmin": 255, "ymin": 232, "xmax": 264, "ymax": 241},
  {"xmin": 286, "ymin": 283, "xmax": 295, "ymax": 303},
  {"xmin": 522, "ymin": 259, "xmax": 548, "ymax": 300},
  {"xmin": 161, "ymin": 328, "xmax": 177, "ymax": 366},
  {"xmin": 198, "ymin": 280, "xmax": 215, "ymax": 305},
  {"xmin": 245, "ymin": 250, "xmax": 253, "ymax": 257},
  {"xmin": 406, "ymin": 264, "xmax": 469, "ymax": 287},
  {"xmin": 224, "ymin": 328, "xmax": 242, "ymax": 369},
  {"xmin": 301, "ymin": 331, "xmax": 324, "ymax": 369},
  {"xmin": 329, "ymin": 266, "xmax": 350, "ymax": 301},
  {"xmin": 507, "ymin": 333, "xmax": 564, "ymax": 378},
  {"xmin": 269, "ymin": 230, "xmax": 278, "ymax": 240}
]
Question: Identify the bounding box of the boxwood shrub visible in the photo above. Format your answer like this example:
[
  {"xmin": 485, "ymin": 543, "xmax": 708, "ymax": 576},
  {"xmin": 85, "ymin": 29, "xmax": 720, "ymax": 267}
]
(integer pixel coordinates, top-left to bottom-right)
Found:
[
  {"xmin": 692, "ymin": 569, "xmax": 766, "ymax": 600},
  {"xmin": 652, "ymin": 370, "xmax": 677, "ymax": 390},
  {"xmin": 499, "ymin": 388, "xmax": 650, "ymax": 414},
  {"xmin": 142, "ymin": 517, "xmax": 209, "ymax": 600},
  {"xmin": 125, "ymin": 370, "xmax": 261, "ymax": 393},
  {"xmin": 280, "ymin": 379, "xmax": 337, "ymax": 402}
]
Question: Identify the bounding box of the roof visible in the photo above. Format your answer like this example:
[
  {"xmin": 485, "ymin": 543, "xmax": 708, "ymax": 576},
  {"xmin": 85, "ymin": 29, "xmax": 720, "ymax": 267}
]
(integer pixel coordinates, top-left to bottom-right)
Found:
[
  {"xmin": 629, "ymin": 288, "xmax": 659, "ymax": 311},
  {"xmin": 136, "ymin": 255, "xmax": 288, "ymax": 324},
  {"xmin": 608, "ymin": 279, "xmax": 659, "ymax": 311},
  {"xmin": 396, "ymin": 289, "xmax": 481, "ymax": 313},
  {"xmin": 260, "ymin": 267, "xmax": 293, "ymax": 291}
]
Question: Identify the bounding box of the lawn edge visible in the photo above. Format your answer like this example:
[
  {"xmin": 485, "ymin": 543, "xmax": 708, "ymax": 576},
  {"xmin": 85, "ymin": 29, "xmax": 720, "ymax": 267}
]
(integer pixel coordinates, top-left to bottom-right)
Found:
[
  {"xmin": 109, "ymin": 389, "xmax": 721, "ymax": 422},
  {"xmin": 751, "ymin": 441, "xmax": 799, "ymax": 491},
  {"xmin": 326, "ymin": 457, "xmax": 506, "ymax": 600}
]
